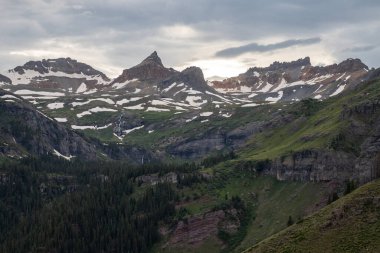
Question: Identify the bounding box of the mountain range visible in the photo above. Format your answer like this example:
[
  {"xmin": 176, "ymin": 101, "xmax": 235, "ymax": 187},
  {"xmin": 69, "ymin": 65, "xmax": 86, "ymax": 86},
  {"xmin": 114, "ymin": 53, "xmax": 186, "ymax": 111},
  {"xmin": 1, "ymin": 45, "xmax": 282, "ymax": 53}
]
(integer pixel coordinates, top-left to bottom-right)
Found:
[{"xmin": 1, "ymin": 52, "xmax": 379, "ymax": 162}]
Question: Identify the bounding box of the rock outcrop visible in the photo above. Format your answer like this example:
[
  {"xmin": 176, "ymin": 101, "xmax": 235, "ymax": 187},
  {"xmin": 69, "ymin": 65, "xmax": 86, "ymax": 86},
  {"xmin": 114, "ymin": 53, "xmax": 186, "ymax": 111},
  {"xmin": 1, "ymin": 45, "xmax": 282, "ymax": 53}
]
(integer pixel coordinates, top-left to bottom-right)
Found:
[
  {"xmin": 164, "ymin": 209, "xmax": 239, "ymax": 248},
  {"xmin": 261, "ymin": 99, "xmax": 380, "ymax": 184},
  {"xmin": 0, "ymin": 74, "xmax": 11, "ymax": 84},
  {"xmin": 111, "ymin": 51, "xmax": 177, "ymax": 84}
]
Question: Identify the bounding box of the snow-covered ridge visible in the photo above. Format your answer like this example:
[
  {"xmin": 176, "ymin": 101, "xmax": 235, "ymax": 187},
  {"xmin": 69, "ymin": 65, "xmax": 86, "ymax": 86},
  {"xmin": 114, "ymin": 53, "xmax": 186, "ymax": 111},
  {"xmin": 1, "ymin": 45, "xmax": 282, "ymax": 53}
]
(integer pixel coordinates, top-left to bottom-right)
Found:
[{"xmin": 5, "ymin": 69, "xmax": 109, "ymax": 85}]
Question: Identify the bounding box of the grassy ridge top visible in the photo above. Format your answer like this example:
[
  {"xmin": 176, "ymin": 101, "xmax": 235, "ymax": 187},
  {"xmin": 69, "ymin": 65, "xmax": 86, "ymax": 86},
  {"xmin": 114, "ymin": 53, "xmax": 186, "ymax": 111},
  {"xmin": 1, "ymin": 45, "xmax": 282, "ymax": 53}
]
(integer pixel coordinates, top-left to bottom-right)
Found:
[{"xmin": 243, "ymin": 179, "xmax": 380, "ymax": 253}]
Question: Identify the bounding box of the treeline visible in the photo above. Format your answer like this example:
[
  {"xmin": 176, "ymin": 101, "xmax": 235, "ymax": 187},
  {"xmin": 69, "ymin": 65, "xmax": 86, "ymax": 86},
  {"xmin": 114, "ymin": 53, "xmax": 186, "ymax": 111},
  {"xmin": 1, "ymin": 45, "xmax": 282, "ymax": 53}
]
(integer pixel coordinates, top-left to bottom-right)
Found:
[
  {"xmin": 20, "ymin": 155, "xmax": 200, "ymax": 178},
  {"xmin": 201, "ymin": 151, "xmax": 237, "ymax": 167}
]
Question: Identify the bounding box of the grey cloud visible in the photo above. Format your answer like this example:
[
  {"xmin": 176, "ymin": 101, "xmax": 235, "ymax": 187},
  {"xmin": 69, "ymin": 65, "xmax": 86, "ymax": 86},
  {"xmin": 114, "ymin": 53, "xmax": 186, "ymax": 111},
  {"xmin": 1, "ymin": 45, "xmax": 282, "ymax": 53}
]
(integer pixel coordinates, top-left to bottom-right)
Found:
[
  {"xmin": 215, "ymin": 38, "xmax": 321, "ymax": 58},
  {"xmin": 1, "ymin": 0, "xmax": 380, "ymax": 73},
  {"xmin": 343, "ymin": 45, "xmax": 377, "ymax": 52}
]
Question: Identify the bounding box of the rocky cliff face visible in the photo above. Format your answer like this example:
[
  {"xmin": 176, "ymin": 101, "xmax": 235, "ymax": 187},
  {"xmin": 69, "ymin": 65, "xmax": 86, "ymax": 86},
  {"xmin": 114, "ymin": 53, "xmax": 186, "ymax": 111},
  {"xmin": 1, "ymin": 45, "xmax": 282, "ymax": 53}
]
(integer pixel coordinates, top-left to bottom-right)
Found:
[
  {"xmin": 162, "ymin": 209, "xmax": 239, "ymax": 249},
  {"xmin": 261, "ymin": 98, "xmax": 380, "ymax": 184},
  {"xmin": 111, "ymin": 51, "xmax": 177, "ymax": 84},
  {"xmin": 0, "ymin": 89, "xmax": 101, "ymax": 160}
]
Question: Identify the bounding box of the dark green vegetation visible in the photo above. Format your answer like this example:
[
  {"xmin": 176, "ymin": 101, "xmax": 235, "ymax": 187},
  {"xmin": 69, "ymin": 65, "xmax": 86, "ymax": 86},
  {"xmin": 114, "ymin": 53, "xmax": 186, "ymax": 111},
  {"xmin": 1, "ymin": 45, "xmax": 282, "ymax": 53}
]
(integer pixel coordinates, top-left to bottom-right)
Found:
[
  {"xmin": 0, "ymin": 156, "xmax": 198, "ymax": 253},
  {"xmin": 244, "ymin": 179, "xmax": 380, "ymax": 253}
]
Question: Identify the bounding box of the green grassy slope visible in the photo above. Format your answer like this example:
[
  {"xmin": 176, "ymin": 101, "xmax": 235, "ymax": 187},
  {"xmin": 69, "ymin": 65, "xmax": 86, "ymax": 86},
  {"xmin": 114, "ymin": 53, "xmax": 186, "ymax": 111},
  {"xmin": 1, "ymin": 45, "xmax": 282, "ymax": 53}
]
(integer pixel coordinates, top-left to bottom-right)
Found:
[
  {"xmin": 243, "ymin": 179, "xmax": 380, "ymax": 253},
  {"xmin": 239, "ymin": 79, "xmax": 380, "ymax": 161}
]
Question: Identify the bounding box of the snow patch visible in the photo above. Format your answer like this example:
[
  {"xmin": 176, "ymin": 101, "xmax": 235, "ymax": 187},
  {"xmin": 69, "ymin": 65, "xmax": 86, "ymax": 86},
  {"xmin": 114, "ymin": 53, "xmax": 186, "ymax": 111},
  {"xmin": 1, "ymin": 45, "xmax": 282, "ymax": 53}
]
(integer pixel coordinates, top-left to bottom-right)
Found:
[
  {"xmin": 83, "ymin": 89, "xmax": 97, "ymax": 95},
  {"xmin": 47, "ymin": 102, "xmax": 64, "ymax": 109},
  {"xmin": 336, "ymin": 73, "xmax": 346, "ymax": 81},
  {"xmin": 151, "ymin": 100, "xmax": 170, "ymax": 106},
  {"xmin": 241, "ymin": 103, "xmax": 258, "ymax": 107},
  {"xmin": 272, "ymin": 78, "xmax": 288, "ymax": 92},
  {"xmin": 239, "ymin": 86, "xmax": 252, "ymax": 92},
  {"xmin": 162, "ymin": 82, "xmax": 177, "ymax": 92},
  {"xmin": 265, "ymin": 91, "xmax": 283, "ymax": 103},
  {"xmin": 116, "ymin": 97, "xmax": 143, "ymax": 106},
  {"xmin": 77, "ymin": 107, "xmax": 117, "ymax": 118},
  {"xmin": 72, "ymin": 98, "xmax": 115, "ymax": 107},
  {"xmin": 123, "ymin": 125, "xmax": 144, "ymax": 134},
  {"xmin": 257, "ymin": 82, "xmax": 273, "ymax": 92},
  {"xmin": 1, "ymin": 94, "xmax": 20, "ymax": 100},
  {"xmin": 186, "ymin": 116, "xmax": 198, "ymax": 122},
  {"xmin": 14, "ymin": 89, "xmax": 65, "ymax": 97},
  {"xmin": 221, "ymin": 113, "xmax": 232, "ymax": 118},
  {"xmin": 71, "ymin": 123, "xmax": 112, "ymax": 130},
  {"xmin": 76, "ymin": 83, "xmax": 87, "ymax": 93},
  {"xmin": 200, "ymin": 111, "xmax": 213, "ymax": 117},
  {"xmin": 124, "ymin": 104, "xmax": 145, "ymax": 110},
  {"xmin": 205, "ymin": 91, "xmax": 232, "ymax": 103},
  {"xmin": 53, "ymin": 149, "xmax": 75, "ymax": 161},
  {"xmin": 185, "ymin": 89, "xmax": 203, "ymax": 95},
  {"xmin": 55, "ymin": 117, "xmax": 68, "ymax": 122},
  {"xmin": 112, "ymin": 78, "xmax": 138, "ymax": 89},
  {"xmin": 330, "ymin": 84, "xmax": 346, "ymax": 97},
  {"xmin": 185, "ymin": 96, "xmax": 207, "ymax": 107},
  {"xmin": 146, "ymin": 107, "xmax": 170, "ymax": 112}
]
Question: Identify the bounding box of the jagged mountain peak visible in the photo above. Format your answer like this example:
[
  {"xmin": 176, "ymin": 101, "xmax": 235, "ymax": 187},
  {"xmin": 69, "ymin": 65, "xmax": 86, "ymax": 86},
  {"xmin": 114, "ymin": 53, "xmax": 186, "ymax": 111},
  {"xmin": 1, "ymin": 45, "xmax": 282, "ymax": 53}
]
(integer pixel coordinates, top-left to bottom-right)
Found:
[
  {"xmin": 247, "ymin": 57, "xmax": 311, "ymax": 74},
  {"xmin": 179, "ymin": 66, "xmax": 209, "ymax": 91},
  {"xmin": 268, "ymin": 56, "xmax": 311, "ymax": 70},
  {"xmin": 139, "ymin": 51, "xmax": 164, "ymax": 67},
  {"xmin": 112, "ymin": 51, "xmax": 177, "ymax": 83}
]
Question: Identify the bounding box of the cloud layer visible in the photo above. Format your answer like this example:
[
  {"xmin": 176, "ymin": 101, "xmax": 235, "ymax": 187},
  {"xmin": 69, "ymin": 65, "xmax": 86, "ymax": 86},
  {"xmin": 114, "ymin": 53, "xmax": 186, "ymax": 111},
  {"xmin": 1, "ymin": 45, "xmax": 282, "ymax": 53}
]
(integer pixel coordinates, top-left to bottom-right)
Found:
[
  {"xmin": 215, "ymin": 38, "xmax": 322, "ymax": 58},
  {"xmin": 1, "ymin": 0, "xmax": 380, "ymax": 77}
]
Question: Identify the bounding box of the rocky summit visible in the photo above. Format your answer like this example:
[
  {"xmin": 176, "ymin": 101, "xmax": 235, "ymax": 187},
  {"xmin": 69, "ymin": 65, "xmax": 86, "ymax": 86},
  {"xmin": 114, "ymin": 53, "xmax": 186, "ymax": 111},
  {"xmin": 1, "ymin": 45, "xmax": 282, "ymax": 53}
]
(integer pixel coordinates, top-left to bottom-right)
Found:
[
  {"xmin": 3, "ymin": 58, "xmax": 110, "ymax": 92},
  {"xmin": 111, "ymin": 51, "xmax": 177, "ymax": 83}
]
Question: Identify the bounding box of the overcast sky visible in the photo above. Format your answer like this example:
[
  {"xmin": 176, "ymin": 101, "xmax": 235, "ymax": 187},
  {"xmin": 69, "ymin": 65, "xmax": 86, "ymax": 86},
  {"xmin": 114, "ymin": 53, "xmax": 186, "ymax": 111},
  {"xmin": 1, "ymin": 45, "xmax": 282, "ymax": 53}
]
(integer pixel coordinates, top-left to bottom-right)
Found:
[{"xmin": 1, "ymin": 0, "xmax": 380, "ymax": 78}]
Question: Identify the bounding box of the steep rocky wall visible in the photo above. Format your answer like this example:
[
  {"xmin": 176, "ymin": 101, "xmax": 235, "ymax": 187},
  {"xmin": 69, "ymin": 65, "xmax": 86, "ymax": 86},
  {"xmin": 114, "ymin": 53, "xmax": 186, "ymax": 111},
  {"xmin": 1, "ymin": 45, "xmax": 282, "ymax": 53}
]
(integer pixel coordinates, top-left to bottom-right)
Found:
[
  {"xmin": 262, "ymin": 150, "xmax": 376, "ymax": 184},
  {"xmin": 263, "ymin": 100, "xmax": 380, "ymax": 184}
]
